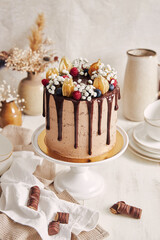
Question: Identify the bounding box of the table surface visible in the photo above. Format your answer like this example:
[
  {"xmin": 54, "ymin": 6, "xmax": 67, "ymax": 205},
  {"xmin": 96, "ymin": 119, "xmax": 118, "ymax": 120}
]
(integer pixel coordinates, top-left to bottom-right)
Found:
[{"xmin": 22, "ymin": 109, "xmax": 160, "ymax": 240}]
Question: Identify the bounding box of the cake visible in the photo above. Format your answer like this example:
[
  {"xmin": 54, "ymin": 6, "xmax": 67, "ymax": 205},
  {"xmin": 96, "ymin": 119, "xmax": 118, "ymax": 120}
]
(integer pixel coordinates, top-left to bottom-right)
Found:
[{"xmin": 42, "ymin": 57, "xmax": 120, "ymax": 160}]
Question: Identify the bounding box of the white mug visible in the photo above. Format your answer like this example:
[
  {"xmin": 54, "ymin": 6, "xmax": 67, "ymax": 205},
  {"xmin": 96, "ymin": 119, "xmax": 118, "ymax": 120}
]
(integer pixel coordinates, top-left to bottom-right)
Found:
[{"xmin": 122, "ymin": 48, "xmax": 158, "ymax": 121}]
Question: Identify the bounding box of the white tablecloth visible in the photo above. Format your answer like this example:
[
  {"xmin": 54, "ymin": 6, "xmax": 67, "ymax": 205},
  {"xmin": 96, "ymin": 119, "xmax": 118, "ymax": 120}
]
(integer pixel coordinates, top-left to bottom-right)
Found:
[{"xmin": 22, "ymin": 109, "xmax": 160, "ymax": 240}]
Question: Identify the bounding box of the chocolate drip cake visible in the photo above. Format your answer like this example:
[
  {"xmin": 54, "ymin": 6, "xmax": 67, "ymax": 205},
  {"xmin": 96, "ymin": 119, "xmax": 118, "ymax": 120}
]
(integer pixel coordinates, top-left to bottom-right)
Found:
[{"xmin": 42, "ymin": 57, "xmax": 120, "ymax": 159}]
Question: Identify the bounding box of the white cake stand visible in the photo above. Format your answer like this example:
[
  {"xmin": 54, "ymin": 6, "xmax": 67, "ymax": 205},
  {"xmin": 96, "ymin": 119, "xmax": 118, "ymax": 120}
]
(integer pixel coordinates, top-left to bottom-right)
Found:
[{"xmin": 32, "ymin": 125, "xmax": 128, "ymax": 200}]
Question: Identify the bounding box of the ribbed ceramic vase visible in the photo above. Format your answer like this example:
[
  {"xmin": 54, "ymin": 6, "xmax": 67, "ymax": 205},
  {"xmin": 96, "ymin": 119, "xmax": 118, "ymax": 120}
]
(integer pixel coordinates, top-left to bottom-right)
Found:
[
  {"xmin": 0, "ymin": 101, "xmax": 22, "ymax": 128},
  {"xmin": 18, "ymin": 72, "xmax": 43, "ymax": 115}
]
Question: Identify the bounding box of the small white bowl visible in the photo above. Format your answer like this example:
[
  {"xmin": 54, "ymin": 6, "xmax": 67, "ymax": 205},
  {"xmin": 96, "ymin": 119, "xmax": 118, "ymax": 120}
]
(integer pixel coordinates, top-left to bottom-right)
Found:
[{"xmin": 144, "ymin": 100, "xmax": 160, "ymax": 141}]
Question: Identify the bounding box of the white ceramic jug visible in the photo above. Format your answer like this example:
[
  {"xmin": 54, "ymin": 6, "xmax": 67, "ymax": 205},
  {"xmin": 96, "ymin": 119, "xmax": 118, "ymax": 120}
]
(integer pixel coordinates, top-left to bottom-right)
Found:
[{"xmin": 122, "ymin": 49, "xmax": 158, "ymax": 121}]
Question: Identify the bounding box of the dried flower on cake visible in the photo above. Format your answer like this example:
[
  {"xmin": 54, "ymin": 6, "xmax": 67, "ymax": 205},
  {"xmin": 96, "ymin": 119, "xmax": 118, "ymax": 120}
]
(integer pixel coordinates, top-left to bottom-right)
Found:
[
  {"xmin": 93, "ymin": 75, "xmax": 109, "ymax": 94},
  {"xmin": 88, "ymin": 59, "xmax": 101, "ymax": 76},
  {"xmin": 59, "ymin": 57, "xmax": 72, "ymax": 74},
  {"xmin": 62, "ymin": 78, "xmax": 74, "ymax": 97},
  {"xmin": 46, "ymin": 68, "xmax": 59, "ymax": 79}
]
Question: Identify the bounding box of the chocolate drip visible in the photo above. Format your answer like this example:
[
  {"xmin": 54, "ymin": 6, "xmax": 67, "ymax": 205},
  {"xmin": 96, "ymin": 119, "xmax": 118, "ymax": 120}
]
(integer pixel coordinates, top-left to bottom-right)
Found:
[
  {"xmin": 114, "ymin": 91, "xmax": 119, "ymax": 111},
  {"xmin": 106, "ymin": 96, "xmax": 113, "ymax": 145},
  {"xmin": 97, "ymin": 99, "xmax": 103, "ymax": 135},
  {"xmin": 73, "ymin": 101, "xmax": 80, "ymax": 149},
  {"xmin": 87, "ymin": 101, "xmax": 94, "ymax": 155},
  {"xmin": 115, "ymin": 87, "xmax": 120, "ymax": 110},
  {"xmin": 54, "ymin": 96, "xmax": 64, "ymax": 141},
  {"xmin": 43, "ymin": 88, "xmax": 46, "ymax": 117},
  {"xmin": 118, "ymin": 86, "xmax": 121, "ymax": 99},
  {"xmin": 46, "ymin": 91, "xmax": 50, "ymax": 130}
]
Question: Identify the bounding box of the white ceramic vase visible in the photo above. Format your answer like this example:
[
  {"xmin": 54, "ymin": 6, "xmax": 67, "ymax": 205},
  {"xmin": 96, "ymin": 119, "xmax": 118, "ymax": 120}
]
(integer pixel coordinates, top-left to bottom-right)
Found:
[
  {"xmin": 18, "ymin": 72, "xmax": 43, "ymax": 116},
  {"xmin": 122, "ymin": 49, "xmax": 158, "ymax": 121}
]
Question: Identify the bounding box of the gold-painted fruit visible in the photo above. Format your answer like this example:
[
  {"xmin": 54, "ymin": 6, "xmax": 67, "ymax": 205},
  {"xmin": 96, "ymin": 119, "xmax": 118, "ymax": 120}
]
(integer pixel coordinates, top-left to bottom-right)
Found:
[
  {"xmin": 88, "ymin": 59, "xmax": 101, "ymax": 76},
  {"xmin": 93, "ymin": 75, "xmax": 109, "ymax": 94},
  {"xmin": 46, "ymin": 68, "xmax": 59, "ymax": 79},
  {"xmin": 59, "ymin": 56, "xmax": 72, "ymax": 74},
  {"xmin": 62, "ymin": 78, "xmax": 74, "ymax": 97}
]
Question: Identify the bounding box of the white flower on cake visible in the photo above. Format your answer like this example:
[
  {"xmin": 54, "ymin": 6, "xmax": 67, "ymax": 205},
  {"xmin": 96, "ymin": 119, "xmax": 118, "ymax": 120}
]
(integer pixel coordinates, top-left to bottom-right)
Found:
[{"xmin": 72, "ymin": 58, "xmax": 90, "ymax": 71}]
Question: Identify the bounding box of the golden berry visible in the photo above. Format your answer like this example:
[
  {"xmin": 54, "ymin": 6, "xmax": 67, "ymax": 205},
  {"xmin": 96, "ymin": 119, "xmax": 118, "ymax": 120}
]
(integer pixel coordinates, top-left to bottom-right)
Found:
[
  {"xmin": 59, "ymin": 56, "xmax": 72, "ymax": 74},
  {"xmin": 88, "ymin": 59, "xmax": 101, "ymax": 76},
  {"xmin": 62, "ymin": 78, "xmax": 74, "ymax": 97},
  {"xmin": 93, "ymin": 75, "xmax": 109, "ymax": 94},
  {"xmin": 46, "ymin": 68, "xmax": 59, "ymax": 79}
]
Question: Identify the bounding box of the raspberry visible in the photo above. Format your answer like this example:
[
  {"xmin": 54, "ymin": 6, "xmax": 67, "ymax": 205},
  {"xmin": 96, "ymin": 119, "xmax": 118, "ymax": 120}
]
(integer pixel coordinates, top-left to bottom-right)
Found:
[
  {"xmin": 42, "ymin": 79, "xmax": 49, "ymax": 86},
  {"xmin": 72, "ymin": 91, "xmax": 81, "ymax": 100},
  {"xmin": 62, "ymin": 75, "xmax": 69, "ymax": 78},
  {"xmin": 70, "ymin": 67, "xmax": 79, "ymax": 77},
  {"xmin": 54, "ymin": 56, "xmax": 59, "ymax": 62},
  {"xmin": 110, "ymin": 78, "xmax": 117, "ymax": 87}
]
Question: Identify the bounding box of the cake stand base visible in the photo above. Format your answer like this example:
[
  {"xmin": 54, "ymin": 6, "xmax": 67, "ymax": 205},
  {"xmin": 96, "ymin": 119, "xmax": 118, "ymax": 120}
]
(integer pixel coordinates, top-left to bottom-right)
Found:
[
  {"xmin": 32, "ymin": 124, "xmax": 128, "ymax": 200},
  {"xmin": 54, "ymin": 167, "xmax": 104, "ymax": 200}
]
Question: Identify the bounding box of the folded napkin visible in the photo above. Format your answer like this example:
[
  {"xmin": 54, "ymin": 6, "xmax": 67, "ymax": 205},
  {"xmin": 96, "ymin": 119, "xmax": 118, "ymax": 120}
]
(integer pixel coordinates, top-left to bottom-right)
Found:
[
  {"xmin": 0, "ymin": 151, "xmax": 99, "ymax": 240},
  {"xmin": 1, "ymin": 125, "xmax": 33, "ymax": 150}
]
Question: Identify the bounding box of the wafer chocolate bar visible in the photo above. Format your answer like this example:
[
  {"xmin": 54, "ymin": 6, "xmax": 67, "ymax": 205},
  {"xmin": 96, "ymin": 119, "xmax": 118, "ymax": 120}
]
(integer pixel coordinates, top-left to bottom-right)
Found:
[{"xmin": 110, "ymin": 201, "xmax": 142, "ymax": 219}]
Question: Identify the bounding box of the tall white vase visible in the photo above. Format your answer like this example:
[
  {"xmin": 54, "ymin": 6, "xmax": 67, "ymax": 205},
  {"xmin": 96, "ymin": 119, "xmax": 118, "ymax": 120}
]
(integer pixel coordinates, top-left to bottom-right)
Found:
[{"xmin": 122, "ymin": 49, "xmax": 158, "ymax": 121}]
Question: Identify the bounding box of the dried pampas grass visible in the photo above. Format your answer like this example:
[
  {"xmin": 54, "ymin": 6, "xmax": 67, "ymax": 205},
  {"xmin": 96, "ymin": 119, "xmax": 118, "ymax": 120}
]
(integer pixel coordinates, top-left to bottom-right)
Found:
[
  {"xmin": 5, "ymin": 13, "xmax": 57, "ymax": 73},
  {"xmin": 29, "ymin": 13, "xmax": 45, "ymax": 52}
]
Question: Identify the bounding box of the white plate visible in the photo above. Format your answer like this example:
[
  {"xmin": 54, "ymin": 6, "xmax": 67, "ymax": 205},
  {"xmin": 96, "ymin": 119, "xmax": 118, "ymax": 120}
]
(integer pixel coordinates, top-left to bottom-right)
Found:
[
  {"xmin": 0, "ymin": 134, "xmax": 13, "ymax": 162},
  {"xmin": 0, "ymin": 154, "xmax": 13, "ymax": 175},
  {"xmin": 128, "ymin": 146, "xmax": 160, "ymax": 163},
  {"xmin": 128, "ymin": 128, "xmax": 160, "ymax": 162},
  {"xmin": 133, "ymin": 123, "xmax": 160, "ymax": 153}
]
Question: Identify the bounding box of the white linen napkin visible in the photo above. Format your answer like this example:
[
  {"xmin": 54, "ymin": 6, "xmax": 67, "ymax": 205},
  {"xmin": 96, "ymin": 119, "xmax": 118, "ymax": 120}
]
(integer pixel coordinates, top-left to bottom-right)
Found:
[{"xmin": 0, "ymin": 151, "xmax": 99, "ymax": 240}]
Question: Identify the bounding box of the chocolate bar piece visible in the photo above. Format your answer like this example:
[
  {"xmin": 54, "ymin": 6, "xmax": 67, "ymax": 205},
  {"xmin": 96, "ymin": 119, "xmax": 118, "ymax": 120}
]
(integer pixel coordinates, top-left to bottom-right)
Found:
[
  {"xmin": 27, "ymin": 186, "xmax": 40, "ymax": 211},
  {"xmin": 110, "ymin": 201, "xmax": 142, "ymax": 219},
  {"xmin": 55, "ymin": 212, "xmax": 69, "ymax": 224},
  {"xmin": 48, "ymin": 221, "xmax": 60, "ymax": 236}
]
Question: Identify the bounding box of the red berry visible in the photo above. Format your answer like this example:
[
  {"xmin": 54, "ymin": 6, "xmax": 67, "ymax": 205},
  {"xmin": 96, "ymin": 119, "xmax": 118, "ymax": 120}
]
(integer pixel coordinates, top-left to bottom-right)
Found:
[
  {"xmin": 70, "ymin": 67, "xmax": 79, "ymax": 77},
  {"xmin": 42, "ymin": 79, "xmax": 49, "ymax": 86},
  {"xmin": 54, "ymin": 56, "xmax": 59, "ymax": 62},
  {"xmin": 72, "ymin": 91, "xmax": 81, "ymax": 100},
  {"xmin": 62, "ymin": 75, "xmax": 69, "ymax": 78},
  {"xmin": 110, "ymin": 78, "xmax": 117, "ymax": 87}
]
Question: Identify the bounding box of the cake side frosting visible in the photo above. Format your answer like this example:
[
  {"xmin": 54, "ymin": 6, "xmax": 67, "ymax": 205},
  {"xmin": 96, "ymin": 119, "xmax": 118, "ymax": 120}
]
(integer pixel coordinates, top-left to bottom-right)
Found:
[{"xmin": 42, "ymin": 57, "xmax": 120, "ymax": 159}]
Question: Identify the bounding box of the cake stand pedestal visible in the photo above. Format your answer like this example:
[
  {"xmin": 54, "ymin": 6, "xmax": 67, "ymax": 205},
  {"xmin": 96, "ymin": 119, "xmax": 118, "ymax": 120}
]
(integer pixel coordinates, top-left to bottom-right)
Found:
[
  {"xmin": 32, "ymin": 124, "xmax": 128, "ymax": 200},
  {"xmin": 54, "ymin": 167, "xmax": 104, "ymax": 200}
]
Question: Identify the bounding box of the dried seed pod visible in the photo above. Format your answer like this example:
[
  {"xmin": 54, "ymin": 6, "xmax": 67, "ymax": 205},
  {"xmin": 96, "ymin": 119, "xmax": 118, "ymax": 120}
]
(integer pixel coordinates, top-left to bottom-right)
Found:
[
  {"xmin": 48, "ymin": 221, "xmax": 60, "ymax": 236},
  {"xmin": 93, "ymin": 75, "xmax": 109, "ymax": 94},
  {"xmin": 62, "ymin": 78, "xmax": 74, "ymax": 97},
  {"xmin": 55, "ymin": 212, "xmax": 69, "ymax": 224},
  {"xmin": 59, "ymin": 56, "xmax": 72, "ymax": 74}
]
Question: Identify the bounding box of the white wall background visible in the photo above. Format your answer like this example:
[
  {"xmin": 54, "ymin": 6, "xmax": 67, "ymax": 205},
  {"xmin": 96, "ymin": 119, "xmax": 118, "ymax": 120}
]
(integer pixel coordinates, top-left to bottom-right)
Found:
[{"xmin": 0, "ymin": 0, "xmax": 160, "ymax": 89}]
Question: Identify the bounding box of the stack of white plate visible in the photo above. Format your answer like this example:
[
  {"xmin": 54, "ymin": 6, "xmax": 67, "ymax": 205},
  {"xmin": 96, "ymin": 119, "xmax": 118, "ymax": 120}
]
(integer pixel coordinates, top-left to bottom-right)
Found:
[
  {"xmin": 0, "ymin": 134, "xmax": 13, "ymax": 175},
  {"xmin": 128, "ymin": 123, "xmax": 160, "ymax": 162}
]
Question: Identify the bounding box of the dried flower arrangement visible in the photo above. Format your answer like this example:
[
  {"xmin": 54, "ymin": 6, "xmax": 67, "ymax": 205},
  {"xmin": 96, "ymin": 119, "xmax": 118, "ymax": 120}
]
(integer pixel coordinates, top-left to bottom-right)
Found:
[
  {"xmin": 0, "ymin": 80, "xmax": 25, "ymax": 111},
  {"xmin": 5, "ymin": 13, "xmax": 56, "ymax": 73}
]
